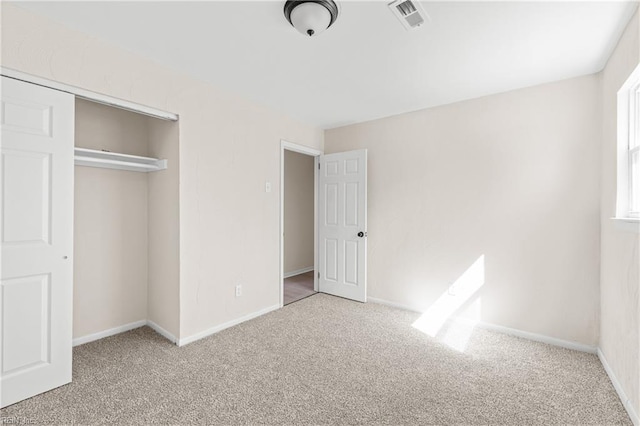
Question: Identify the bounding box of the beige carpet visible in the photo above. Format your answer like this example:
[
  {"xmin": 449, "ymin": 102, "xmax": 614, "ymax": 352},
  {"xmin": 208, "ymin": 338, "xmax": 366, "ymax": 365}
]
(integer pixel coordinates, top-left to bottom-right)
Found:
[{"xmin": 0, "ymin": 294, "xmax": 631, "ymax": 425}]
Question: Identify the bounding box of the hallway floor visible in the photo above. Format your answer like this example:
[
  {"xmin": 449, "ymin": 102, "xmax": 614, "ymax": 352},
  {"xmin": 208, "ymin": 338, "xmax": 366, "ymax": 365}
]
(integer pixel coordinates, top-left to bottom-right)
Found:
[{"xmin": 283, "ymin": 271, "xmax": 315, "ymax": 305}]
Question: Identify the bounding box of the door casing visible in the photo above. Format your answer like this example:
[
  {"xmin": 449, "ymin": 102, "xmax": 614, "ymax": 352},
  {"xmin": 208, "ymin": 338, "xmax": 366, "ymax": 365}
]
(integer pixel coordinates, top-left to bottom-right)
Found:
[{"xmin": 279, "ymin": 140, "xmax": 323, "ymax": 307}]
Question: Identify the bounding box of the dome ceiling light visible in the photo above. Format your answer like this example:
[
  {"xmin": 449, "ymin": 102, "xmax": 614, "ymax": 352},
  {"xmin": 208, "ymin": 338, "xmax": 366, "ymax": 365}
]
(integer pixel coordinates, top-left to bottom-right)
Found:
[{"xmin": 283, "ymin": 0, "xmax": 339, "ymax": 37}]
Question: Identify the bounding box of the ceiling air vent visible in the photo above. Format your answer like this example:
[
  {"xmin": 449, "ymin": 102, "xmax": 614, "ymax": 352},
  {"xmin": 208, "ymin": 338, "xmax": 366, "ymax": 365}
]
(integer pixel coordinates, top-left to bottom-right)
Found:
[{"xmin": 388, "ymin": 0, "xmax": 429, "ymax": 31}]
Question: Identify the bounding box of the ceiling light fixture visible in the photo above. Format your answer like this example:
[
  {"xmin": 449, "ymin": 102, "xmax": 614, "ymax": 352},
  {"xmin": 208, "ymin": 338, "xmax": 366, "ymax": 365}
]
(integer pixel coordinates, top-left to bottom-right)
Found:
[{"xmin": 284, "ymin": 0, "xmax": 339, "ymax": 37}]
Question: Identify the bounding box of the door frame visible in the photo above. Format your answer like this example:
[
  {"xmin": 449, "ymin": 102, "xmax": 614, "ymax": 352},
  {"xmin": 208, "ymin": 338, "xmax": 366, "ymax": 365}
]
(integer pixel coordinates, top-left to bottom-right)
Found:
[{"xmin": 279, "ymin": 140, "xmax": 323, "ymax": 308}]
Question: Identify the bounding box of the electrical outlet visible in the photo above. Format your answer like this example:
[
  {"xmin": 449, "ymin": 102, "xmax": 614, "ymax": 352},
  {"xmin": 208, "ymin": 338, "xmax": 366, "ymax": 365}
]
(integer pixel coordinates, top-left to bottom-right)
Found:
[
  {"xmin": 235, "ymin": 285, "xmax": 242, "ymax": 297},
  {"xmin": 265, "ymin": 182, "xmax": 271, "ymax": 193}
]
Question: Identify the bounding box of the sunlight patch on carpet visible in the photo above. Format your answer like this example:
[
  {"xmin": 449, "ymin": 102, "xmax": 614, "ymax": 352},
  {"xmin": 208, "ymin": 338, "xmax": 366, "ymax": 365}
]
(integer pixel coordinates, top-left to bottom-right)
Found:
[{"xmin": 412, "ymin": 255, "xmax": 485, "ymax": 351}]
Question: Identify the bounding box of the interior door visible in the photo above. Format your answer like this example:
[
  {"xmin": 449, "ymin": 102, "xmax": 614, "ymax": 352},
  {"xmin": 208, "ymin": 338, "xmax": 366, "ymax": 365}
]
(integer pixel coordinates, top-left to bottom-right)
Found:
[
  {"xmin": 1, "ymin": 77, "xmax": 75, "ymax": 407},
  {"xmin": 318, "ymin": 149, "xmax": 367, "ymax": 302}
]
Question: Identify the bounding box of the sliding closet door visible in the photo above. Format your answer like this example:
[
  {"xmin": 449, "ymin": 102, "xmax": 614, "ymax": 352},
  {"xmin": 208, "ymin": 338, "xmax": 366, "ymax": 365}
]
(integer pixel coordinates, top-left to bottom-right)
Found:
[{"xmin": 1, "ymin": 77, "xmax": 74, "ymax": 407}]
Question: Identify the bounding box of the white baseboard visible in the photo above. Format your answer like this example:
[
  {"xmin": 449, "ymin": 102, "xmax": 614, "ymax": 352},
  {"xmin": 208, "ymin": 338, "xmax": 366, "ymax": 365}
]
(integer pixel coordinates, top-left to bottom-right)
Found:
[
  {"xmin": 71, "ymin": 305, "xmax": 279, "ymax": 348},
  {"xmin": 476, "ymin": 322, "xmax": 597, "ymax": 354},
  {"xmin": 73, "ymin": 319, "xmax": 177, "ymax": 347},
  {"xmin": 283, "ymin": 266, "xmax": 314, "ymax": 279},
  {"xmin": 147, "ymin": 320, "xmax": 177, "ymax": 344},
  {"xmin": 178, "ymin": 304, "xmax": 280, "ymax": 347},
  {"xmin": 368, "ymin": 296, "xmax": 597, "ymax": 353},
  {"xmin": 368, "ymin": 296, "xmax": 425, "ymax": 313},
  {"xmin": 598, "ymin": 348, "xmax": 640, "ymax": 426},
  {"xmin": 72, "ymin": 320, "xmax": 147, "ymax": 347}
]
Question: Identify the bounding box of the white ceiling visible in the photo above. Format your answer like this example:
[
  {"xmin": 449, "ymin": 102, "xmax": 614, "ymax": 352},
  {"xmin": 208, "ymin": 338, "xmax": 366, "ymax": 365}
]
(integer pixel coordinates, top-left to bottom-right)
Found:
[{"xmin": 13, "ymin": 1, "xmax": 638, "ymax": 129}]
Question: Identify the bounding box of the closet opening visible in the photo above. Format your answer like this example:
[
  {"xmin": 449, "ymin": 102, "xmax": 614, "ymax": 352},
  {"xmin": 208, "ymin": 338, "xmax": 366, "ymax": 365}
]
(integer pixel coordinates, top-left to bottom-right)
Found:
[{"xmin": 73, "ymin": 98, "xmax": 179, "ymax": 346}]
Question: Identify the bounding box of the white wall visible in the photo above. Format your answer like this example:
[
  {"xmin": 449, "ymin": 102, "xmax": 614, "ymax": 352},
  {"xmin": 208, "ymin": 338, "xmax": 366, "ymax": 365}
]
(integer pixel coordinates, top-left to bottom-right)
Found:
[
  {"xmin": 326, "ymin": 75, "xmax": 602, "ymax": 346},
  {"xmin": 600, "ymin": 10, "xmax": 640, "ymax": 418},
  {"xmin": 1, "ymin": 4, "xmax": 323, "ymax": 341},
  {"xmin": 147, "ymin": 118, "xmax": 180, "ymax": 337},
  {"xmin": 284, "ymin": 150, "xmax": 314, "ymax": 274},
  {"xmin": 73, "ymin": 99, "xmax": 149, "ymax": 339}
]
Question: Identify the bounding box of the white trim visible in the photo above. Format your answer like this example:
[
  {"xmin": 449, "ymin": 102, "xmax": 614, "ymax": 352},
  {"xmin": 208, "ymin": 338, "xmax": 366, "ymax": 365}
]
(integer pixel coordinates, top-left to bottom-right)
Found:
[
  {"xmin": 178, "ymin": 304, "xmax": 280, "ymax": 347},
  {"xmin": 476, "ymin": 322, "xmax": 597, "ymax": 354},
  {"xmin": 283, "ymin": 266, "xmax": 314, "ymax": 279},
  {"xmin": 368, "ymin": 297, "xmax": 597, "ymax": 353},
  {"xmin": 611, "ymin": 217, "xmax": 640, "ymax": 233},
  {"xmin": 279, "ymin": 140, "xmax": 323, "ymax": 308},
  {"xmin": 72, "ymin": 320, "xmax": 177, "ymax": 347},
  {"xmin": 598, "ymin": 348, "xmax": 640, "ymax": 426},
  {"xmin": 72, "ymin": 320, "xmax": 147, "ymax": 347},
  {"xmin": 281, "ymin": 140, "xmax": 323, "ymax": 157},
  {"xmin": 368, "ymin": 296, "xmax": 425, "ymax": 313},
  {"xmin": 147, "ymin": 320, "xmax": 178, "ymax": 344},
  {"xmin": 1, "ymin": 67, "xmax": 178, "ymax": 121},
  {"xmin": 616, "ymin": 63, "xmax": 640, "ymax": 219},
  {"xmin": 314, "ymin": 155, "xmax": 319, "ymax": 294}
]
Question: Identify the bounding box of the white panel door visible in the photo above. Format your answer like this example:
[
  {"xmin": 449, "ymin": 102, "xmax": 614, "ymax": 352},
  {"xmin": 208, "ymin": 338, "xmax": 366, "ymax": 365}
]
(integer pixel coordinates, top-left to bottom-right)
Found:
[
  {"xmin": 1, "ymin": 77, "xmax": 74, "ymax": 408},
  {"xmin": 318, "ymin": 150, "xmax": 367, "ymax": 302}
]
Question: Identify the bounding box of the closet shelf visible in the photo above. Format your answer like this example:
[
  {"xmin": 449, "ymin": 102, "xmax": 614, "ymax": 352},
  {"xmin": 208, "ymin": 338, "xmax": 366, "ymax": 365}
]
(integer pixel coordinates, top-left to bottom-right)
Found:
[{"xmin": 74, "ymin": 148, "xmax": 168, "ymax": 172}]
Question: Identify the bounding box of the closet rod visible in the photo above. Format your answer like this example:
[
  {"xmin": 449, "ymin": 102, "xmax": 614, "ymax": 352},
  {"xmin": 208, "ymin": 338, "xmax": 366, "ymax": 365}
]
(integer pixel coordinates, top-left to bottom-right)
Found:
[{"xmin": 1, "ymin": 67, "xmax": 179, "ymax": 122}]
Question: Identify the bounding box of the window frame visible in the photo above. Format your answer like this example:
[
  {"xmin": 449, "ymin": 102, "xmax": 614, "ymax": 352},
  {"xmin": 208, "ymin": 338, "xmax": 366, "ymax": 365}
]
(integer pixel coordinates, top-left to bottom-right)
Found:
[
  {"xmin": 616, "ymin": 64, "xmax": 640, "ymax": 222},
  {"xmin": 626, "ymin": 81, "xmax": 639, "ymax": 217}
]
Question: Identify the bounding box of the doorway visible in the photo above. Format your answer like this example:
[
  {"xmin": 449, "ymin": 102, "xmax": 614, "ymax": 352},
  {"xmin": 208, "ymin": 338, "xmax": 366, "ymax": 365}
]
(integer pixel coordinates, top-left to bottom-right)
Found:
[{"xmin": 280, "ymin": 141, "xmax": 322, "ymax": 306}]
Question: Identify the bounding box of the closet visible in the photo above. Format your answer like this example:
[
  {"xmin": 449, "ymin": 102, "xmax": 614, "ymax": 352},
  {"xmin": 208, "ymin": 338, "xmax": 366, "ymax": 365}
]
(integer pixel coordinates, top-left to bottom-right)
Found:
[
  {"xmin": 73, "ymin": 99, "xmax": 177, "ymax": 344},
  {"xmin": 0, "ymin": 75, "xmax": 180, "ymax": 408}
]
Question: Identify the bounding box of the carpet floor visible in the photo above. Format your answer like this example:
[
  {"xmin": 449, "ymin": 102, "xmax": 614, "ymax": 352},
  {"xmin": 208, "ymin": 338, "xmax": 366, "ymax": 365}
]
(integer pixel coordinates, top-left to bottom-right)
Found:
[{"xmin": 0, "ymin": 294, "xmax": 631, "ymax": 425}]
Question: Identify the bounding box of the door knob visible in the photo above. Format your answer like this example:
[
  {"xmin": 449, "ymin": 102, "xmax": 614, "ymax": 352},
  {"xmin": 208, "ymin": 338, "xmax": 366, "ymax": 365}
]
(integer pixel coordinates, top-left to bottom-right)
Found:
[{"xmin": 357, "ymin": 231, "xmax": 365, "ymax": 238}]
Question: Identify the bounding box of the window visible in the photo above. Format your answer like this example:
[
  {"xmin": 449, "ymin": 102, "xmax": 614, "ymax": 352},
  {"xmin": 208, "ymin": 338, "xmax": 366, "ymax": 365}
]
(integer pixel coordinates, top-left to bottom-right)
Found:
[
  {"xmin": 616, "ymin": 65, "xmax": 640, "ymax": 221},
  {"xmin": 626, "ymin": 81, "xmax": 639, "ymax": 216}
]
